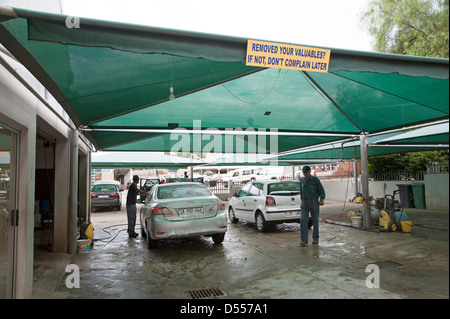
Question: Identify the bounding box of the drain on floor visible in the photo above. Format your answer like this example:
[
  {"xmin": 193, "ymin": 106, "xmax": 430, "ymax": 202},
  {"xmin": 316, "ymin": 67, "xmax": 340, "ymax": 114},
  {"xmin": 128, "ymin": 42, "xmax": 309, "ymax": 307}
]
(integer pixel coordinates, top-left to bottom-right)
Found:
[
  {"xmin": 187, "ymin": 287, "xmax": 226, "ymax": 299},
  {"xmin": 373, "ymin": 260, "xmax": 402, "ymax": 268}
]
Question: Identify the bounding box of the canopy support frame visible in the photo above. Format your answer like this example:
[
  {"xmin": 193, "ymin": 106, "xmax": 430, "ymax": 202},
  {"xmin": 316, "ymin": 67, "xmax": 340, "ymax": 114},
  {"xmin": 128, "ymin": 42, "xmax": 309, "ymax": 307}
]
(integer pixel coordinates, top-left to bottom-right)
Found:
[{"xmin": 360, "ymin": 133, "xmax": 372, "ymax": 229}]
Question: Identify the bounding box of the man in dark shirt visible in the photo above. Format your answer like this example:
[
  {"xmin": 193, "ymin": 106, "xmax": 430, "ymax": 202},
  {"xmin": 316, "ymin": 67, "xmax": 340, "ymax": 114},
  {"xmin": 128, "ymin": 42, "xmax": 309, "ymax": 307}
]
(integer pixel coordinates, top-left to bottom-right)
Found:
[
  {"xmin": 126, "ymin": 175, "xmax": 146, "ymax": 238},
  {"xmin": 299, "ymin": 166, "xmax": 325, "ymax": 246}
]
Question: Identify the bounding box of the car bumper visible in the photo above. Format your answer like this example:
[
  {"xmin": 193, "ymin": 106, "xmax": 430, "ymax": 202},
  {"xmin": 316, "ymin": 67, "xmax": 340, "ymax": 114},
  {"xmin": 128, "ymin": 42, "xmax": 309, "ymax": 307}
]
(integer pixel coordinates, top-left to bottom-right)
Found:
[
  {"xmin": 148, "ymin": 212, "xmax": 227, "ymax": 240},
  {"xmin": 264, "ymin": 208, "xmax": 300, "ymax": 223},
  {"xmin": 91, "ymin": 199, "xmax": 120, "ymax": 207}
]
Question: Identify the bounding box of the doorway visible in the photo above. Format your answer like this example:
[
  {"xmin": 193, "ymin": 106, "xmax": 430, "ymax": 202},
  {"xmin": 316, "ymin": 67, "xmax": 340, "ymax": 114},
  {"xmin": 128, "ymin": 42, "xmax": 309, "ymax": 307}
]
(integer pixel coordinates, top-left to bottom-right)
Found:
[{"xmin": 0, "ymin": 123, "xmax": 19, "ymax": 299}]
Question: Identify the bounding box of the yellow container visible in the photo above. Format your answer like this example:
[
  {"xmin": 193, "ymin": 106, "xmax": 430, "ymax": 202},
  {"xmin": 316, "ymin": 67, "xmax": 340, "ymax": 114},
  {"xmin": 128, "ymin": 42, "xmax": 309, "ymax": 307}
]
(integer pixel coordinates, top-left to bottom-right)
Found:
[{"xmin": 401, "ymin": 221, "xmax": 412, "ymax": 233}]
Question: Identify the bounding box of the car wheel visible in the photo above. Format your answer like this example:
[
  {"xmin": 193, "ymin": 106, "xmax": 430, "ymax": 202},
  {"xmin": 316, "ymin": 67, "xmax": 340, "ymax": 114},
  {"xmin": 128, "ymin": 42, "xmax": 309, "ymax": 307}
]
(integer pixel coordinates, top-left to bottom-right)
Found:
[
  {"xmin": 141, "ymin": 222, "xmax": 146, "ymax": 236},
  {"xmin": 212, "ymin": 233, "xmax": 225, "ymax": 244},
  {"xmin": 228, "ymin": 206, "xmax": 239, "ymax": 223},
  {"xmin": 146, "ymin": 224, "xmax": 157, "ymax": 249},
  {"xmin": 256, "ymin": 212, "xmax": 268, "ymax": 233}
]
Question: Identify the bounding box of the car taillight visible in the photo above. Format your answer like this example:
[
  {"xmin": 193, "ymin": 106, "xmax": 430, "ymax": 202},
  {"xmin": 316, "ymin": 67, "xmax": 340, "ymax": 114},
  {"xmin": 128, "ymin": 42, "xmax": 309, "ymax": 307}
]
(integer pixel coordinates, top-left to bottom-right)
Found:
[
  {"xmin": 210, "ymin": 202, "xmax": 226, "ymax": 213},
  {"xmin": 110, "ymin": 193, "xmax": 120, "ymax": 199},
  {"xmin": 151, "ymin": 207, "xmax": 172, "ymax": 216},
  {"xmin": 91, "ymin": 194, "xmax": 98, "ymax": 199},
  {"xmin": 265, "ymin": 196, "xmax": 276, "ymax": 206}
]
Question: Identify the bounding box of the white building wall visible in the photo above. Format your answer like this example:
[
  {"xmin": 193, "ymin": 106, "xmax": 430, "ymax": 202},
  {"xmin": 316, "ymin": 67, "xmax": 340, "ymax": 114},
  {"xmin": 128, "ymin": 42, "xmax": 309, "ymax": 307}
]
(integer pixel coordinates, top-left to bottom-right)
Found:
[{"xmin": 0, "ymin": 0, "xmax": 94, "ymax": 298}]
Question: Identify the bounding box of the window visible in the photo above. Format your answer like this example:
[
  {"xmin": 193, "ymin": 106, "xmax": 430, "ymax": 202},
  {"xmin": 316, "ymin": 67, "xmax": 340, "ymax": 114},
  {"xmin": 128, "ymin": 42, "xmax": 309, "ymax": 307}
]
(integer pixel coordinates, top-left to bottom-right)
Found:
[
  {"xmin": 238, "ymin": 183, "xmax": 251, "ymax": 197},
  {"xmin": 248, "ymin": 183, "xmax": 263, "ymax": 196},
  {"xmin": 91, "ymin": 184, "xmax": 117, "ymax": 192},
  {"xmin": 267, "ymin": 182, "xmax": 300, "ymax": 195},
  {"xmin": 145, "ymin": 188, "xmax": 154, "ymax": 202},
  {"xmin": 157, "ymin": 184, "xmax": 212, "ymax": 200}
]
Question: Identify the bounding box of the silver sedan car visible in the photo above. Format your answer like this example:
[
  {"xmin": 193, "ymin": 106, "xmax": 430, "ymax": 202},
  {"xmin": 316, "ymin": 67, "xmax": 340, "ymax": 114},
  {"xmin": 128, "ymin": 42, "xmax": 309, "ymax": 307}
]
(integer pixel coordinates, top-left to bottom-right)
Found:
[
  {"xmin": 90, "ymin": 182, "xmax": 123, "ymax": 211},
  {"xmin": 139, "ymin": 182, "xmax": 227, "ymax": 249}
]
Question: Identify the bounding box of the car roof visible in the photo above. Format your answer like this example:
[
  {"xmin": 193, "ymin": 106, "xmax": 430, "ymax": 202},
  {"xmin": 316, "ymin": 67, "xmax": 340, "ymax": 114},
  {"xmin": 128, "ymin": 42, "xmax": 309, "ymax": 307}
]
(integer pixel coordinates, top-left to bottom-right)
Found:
[
  {"xmin": 252, "ymin": 180, "xmax": 298, "ymax": 184},
  {"xmin": 157, "ymin": 182, "xmax": 204, "ymax": 187},
  {"xmin": 94, "ymin": 180, "xmax": 120, "ymax": 185},
  {"xmin": 253, "ymin": 179, "xmax": 298, "ymax": 184}
]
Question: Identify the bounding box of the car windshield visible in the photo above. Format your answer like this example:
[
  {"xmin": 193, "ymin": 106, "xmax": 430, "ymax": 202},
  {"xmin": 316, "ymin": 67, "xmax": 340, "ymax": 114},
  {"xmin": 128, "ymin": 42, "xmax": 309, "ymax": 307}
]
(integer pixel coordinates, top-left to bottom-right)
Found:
[
  {"xmin": 157, "ymin": 184, "xmax": 212, "ymax": 199},
  {"xmin": 91, "ymin": 184, "xmax": 117, "ymax": 192},
  {"xmin": 267, "ymin": 182, "xmax": 300, "ymax": 195}
]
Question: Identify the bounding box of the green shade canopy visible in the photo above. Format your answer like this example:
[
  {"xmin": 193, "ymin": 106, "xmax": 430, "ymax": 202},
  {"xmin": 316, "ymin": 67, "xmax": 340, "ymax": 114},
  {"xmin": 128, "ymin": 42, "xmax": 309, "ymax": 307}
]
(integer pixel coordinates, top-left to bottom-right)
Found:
[
  {"xmin": 91, "ymin": 151, "xmax": 205, "ymax": 169},
  {"xmin": 0, "ymin": 7, "xmax": 448, "ymax": 154},
  {"xmin": 273, "ymin": 123, "xmax": 449, "ymax": 163}
]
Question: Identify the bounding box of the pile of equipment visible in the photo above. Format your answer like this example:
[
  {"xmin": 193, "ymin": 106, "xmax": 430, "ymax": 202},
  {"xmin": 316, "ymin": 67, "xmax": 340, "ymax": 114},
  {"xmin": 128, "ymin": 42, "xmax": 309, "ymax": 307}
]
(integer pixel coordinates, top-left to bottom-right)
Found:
[{"xmin": 348, "ymin": 189, "xmax": 411, "ymax": 232}]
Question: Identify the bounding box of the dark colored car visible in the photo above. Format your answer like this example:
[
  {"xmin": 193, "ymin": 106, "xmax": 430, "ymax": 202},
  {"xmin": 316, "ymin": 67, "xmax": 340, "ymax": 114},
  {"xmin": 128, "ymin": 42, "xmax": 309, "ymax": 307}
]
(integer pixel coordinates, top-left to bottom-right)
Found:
[{"xmin": 90, "ymin": 182, "xmax": 123, "ymax": 211}]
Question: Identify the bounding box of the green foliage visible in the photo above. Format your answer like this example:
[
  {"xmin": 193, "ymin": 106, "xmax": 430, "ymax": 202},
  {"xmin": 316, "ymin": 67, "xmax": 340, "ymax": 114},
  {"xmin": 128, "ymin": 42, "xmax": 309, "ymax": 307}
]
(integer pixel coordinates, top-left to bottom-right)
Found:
[
  {"xmin": 368, "ymin": 150, "xmax": 449, "ymax": 174},
  {"xmin": 361, "ymin": 0, "xmax": 449, "ymax": 58},
  {"xmin": 362, "ymin": 1, "xmax": 449, "ymax": 174}
]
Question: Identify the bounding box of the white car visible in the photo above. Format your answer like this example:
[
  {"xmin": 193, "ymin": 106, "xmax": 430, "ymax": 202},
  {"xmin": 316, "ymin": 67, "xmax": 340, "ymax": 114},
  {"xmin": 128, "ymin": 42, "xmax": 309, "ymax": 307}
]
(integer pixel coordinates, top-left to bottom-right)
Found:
[
  {"xmin": 228, "ymin": 180, "xmax": 312, "ymax": 232},
  {"xmin": 222, "ymin": 168, "xmax": 258, "ymax": 187},
  {"xmin": 255, "ymin": 167, "xmax": 286, "ymax": 180}
]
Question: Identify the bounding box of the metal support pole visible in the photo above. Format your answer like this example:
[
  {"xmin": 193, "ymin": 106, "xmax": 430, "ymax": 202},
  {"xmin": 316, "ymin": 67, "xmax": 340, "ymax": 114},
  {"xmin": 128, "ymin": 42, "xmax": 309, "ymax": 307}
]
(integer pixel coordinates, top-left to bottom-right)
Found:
[
  {"xmin": 353, "ymin": 158, "xmax": 358, "ymax": 199},
  {"xmin": 360, "ymin": 134, "xmax": 371, "ymax": 228}
]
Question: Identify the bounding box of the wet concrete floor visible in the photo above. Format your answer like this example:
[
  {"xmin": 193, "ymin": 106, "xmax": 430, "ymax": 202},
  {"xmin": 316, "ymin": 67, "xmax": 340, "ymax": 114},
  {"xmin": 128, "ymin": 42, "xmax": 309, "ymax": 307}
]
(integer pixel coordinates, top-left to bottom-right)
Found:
[{"xmin": 33, "ymin": 200, "xmax": 449, "ymax": 299}]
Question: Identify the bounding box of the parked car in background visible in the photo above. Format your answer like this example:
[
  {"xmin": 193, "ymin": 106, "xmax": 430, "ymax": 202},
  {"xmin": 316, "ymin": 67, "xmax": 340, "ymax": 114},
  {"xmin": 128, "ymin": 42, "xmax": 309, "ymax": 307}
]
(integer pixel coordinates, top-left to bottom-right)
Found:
[
  {"xmin": 139, "ymin": 182, "xmax": 227, "ymax": 248},
  {"xmin": 228, "ymin": 180, "xmax": 312, "ymax": 232},
  {"xmin": 222, "ymin": 168, "xmax": 258, "ymax": 187},
  {"xmin": 91, "ymin": 181, "xmax": 123, "ymax": 211},
  {"xmin": 255, "ymin": 167, "xmax": 286, "ymax": 180}
]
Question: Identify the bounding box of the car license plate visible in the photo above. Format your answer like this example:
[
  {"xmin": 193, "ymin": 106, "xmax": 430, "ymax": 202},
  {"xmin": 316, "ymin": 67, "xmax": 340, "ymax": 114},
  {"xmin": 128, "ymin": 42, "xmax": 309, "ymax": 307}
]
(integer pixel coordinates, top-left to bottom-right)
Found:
[
  {"xmin": 178, "ymin": 207, "xmax": 203, "ymax": 215},
  {"xmin": 285, "ymin": 210, "xmax": 300, "ymax": 217},
  {"xmin": 98, "ymin": 195, "xmax": 109, "ymax": 199}
]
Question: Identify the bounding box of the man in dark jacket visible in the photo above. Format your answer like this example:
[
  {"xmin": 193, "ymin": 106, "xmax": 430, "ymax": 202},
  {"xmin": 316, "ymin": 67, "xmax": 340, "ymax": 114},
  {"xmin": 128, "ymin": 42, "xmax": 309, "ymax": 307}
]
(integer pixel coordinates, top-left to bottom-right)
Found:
[
  {"xmin": 126, "ymin": 175, "xmax": 146, "ymax": 238},
  {"xmin": 299, "ymin": 166, "xmax": 325, "ymax": 246}
]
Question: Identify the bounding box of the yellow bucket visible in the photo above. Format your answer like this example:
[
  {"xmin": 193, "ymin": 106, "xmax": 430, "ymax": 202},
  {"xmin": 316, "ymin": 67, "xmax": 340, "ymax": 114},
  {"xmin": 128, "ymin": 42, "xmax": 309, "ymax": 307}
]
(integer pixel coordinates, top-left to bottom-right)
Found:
[{"xmin": 401, "ymin": 221, "xmax": 412, "ymax": 233}]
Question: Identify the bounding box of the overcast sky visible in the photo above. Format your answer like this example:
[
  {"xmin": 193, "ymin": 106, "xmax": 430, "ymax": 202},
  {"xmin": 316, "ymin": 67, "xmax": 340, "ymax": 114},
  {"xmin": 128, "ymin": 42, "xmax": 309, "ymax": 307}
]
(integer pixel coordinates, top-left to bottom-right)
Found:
[{"xmin": 62, "ymin": 0, "xmax": 374, "ymax": 52}]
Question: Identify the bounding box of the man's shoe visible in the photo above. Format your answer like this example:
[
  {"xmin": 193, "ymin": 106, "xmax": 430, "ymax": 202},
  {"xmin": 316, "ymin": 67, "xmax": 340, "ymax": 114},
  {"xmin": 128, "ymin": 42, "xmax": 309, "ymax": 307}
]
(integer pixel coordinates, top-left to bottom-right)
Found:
[
  {"xmin": 312, "ymin": 240, "xmax": 319, "ymax": 245},
  {"xmin": 300, "ymin": 242, "xmax": 307, "ymax": 247}
]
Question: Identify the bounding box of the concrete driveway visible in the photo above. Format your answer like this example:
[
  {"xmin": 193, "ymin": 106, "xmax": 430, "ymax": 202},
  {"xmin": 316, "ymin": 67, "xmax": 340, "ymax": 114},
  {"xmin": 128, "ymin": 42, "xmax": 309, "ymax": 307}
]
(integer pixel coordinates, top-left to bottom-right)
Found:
[{"xmin": 39, "ymin": 197, "xmax": 448, "ymax": 300}]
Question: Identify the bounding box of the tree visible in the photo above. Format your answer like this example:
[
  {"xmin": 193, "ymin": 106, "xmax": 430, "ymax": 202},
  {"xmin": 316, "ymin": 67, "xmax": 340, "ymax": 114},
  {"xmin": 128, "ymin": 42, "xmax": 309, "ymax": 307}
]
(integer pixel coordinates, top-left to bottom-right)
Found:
[
  {"xmin": 361, "ymin": 0, "xmax": 449, "ymax": 58},
  {"xmin": 361, "ymin": 1, "xmax": 449, "ymax": 175},
  {"xmin": 368, "ymin": 150, "xmax": 449, "ymax": 175}
]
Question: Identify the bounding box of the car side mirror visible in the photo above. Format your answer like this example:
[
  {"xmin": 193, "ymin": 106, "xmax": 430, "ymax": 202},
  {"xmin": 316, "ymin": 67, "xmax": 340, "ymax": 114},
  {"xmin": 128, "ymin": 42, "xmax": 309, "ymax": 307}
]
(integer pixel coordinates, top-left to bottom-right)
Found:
[{"xmin": 233, "ymin": 193, "xmax": 239, "ymax": 197}]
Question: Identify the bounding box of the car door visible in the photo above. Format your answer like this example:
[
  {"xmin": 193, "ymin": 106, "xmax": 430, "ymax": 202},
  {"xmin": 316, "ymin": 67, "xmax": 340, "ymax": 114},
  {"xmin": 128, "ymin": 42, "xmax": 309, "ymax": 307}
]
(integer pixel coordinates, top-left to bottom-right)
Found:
[
  {"xmin": 233, "ymin": 183, "xmax": 251, "ymax": 219},
  {"xmin": 244, "ymin": 182, "xmax": 263, "ymax": 221},
  {"xmin": 140, "ymin": 187, "xmax": 154, "ymax": 228}
]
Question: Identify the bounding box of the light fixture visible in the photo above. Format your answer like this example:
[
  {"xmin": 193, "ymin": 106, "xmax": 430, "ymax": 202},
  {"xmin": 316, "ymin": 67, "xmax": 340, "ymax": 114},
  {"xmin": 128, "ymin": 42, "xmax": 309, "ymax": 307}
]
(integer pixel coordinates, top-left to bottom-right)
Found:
[
  {"xmin": 169, "ymin": 86, "xmax": 175, "ymax": 101},
  {"xmin": 169, "ymin": 56, "xmax": 175, "ymax": 101}
]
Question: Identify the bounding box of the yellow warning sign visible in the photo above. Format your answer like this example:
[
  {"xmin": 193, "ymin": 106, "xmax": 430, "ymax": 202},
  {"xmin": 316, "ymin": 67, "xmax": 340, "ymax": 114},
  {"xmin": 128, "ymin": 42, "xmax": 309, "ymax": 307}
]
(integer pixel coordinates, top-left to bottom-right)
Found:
[{"xmin": 246, "ymin": 40, "xmax": 331, "ymax": 73}]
